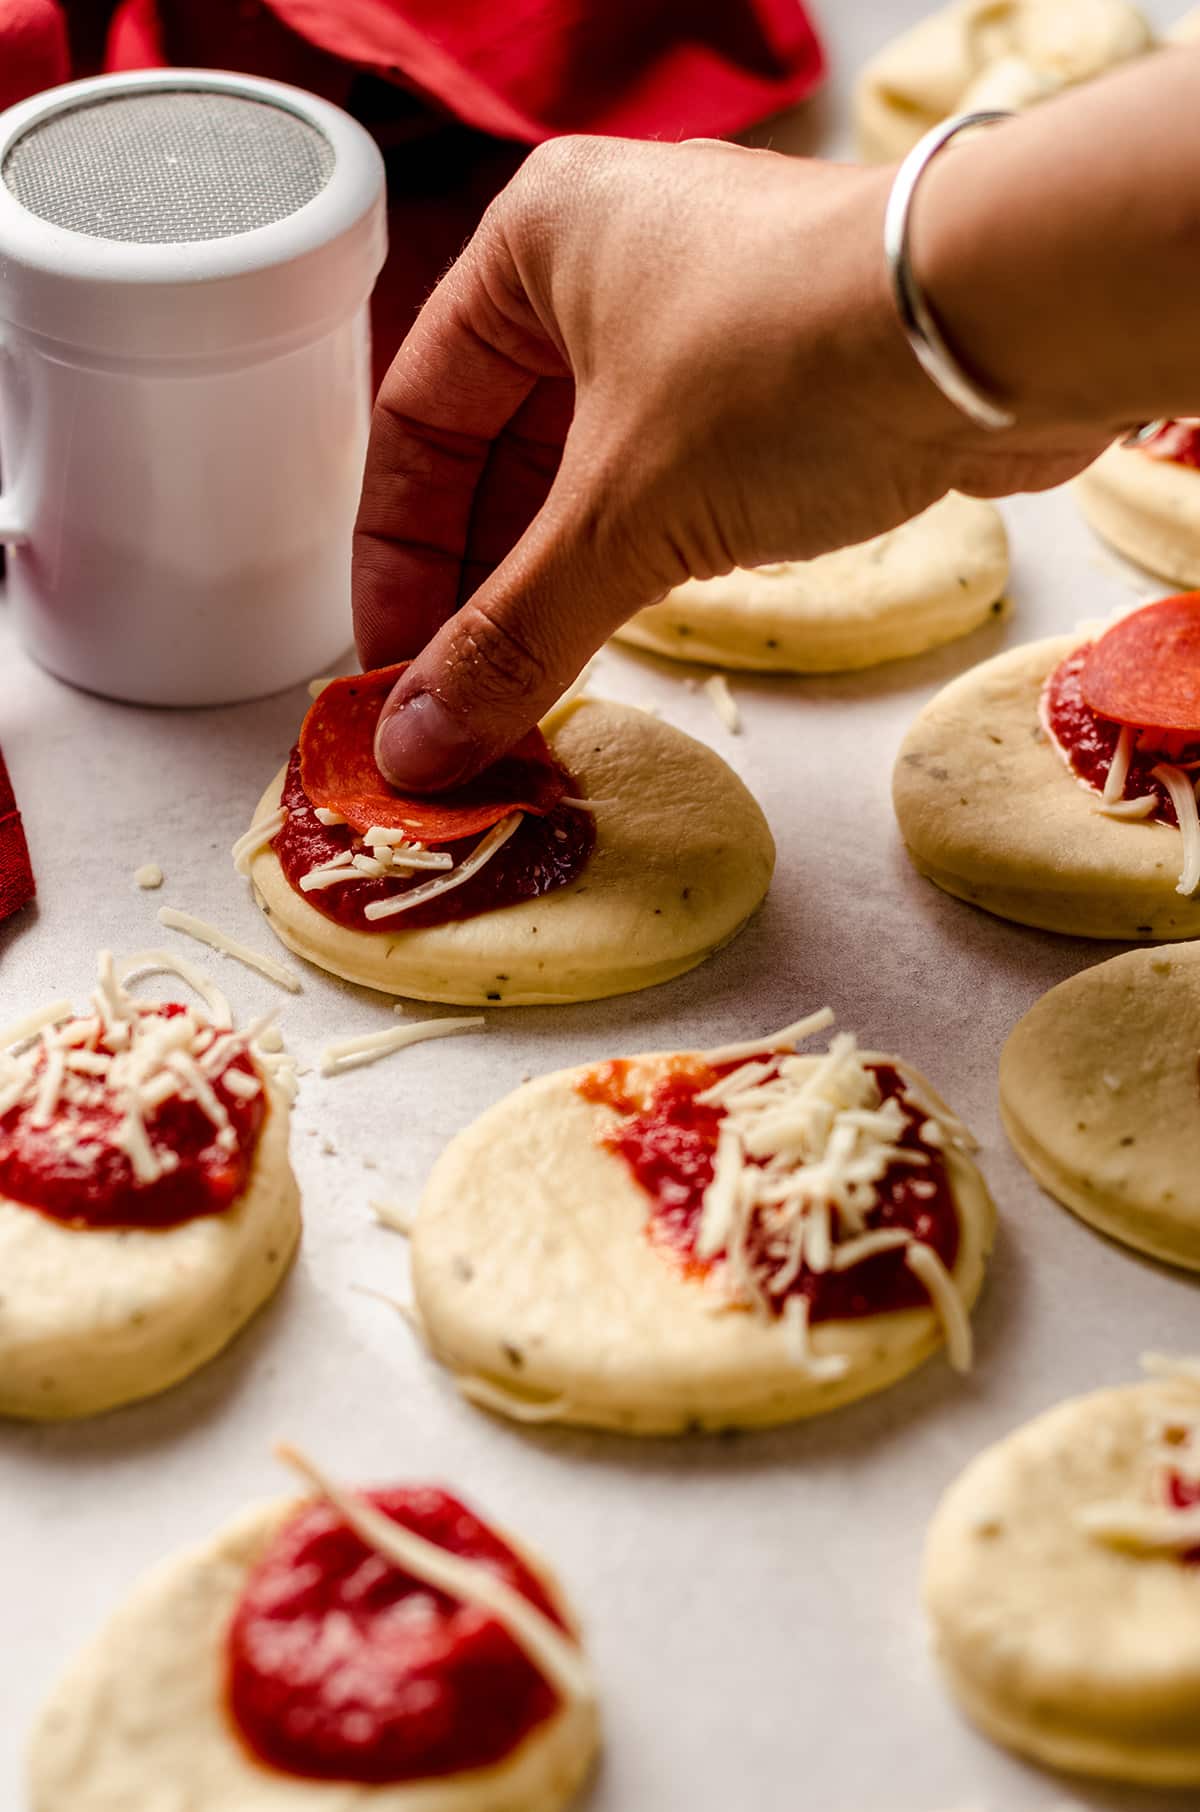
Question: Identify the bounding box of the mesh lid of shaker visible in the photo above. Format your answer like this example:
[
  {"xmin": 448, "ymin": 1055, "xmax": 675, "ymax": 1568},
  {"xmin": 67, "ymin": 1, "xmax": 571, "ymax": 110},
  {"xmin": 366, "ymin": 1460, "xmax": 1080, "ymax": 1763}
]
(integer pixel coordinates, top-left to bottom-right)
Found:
[
  {"xmin": 0, "ymin": 71, "xmax": 386, "ymax": 360},
  {"xmin": 2, "ymin": 90, "xmax": 337, "ymax": 245}
]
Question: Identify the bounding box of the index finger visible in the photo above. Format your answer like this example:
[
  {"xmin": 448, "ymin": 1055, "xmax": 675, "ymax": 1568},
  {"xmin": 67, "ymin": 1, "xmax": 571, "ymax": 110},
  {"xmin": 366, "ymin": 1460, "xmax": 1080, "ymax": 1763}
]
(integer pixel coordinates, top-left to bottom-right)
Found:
[{"xmin": 352, "ymin": 224, "xmax": 567, "ymax": 667}]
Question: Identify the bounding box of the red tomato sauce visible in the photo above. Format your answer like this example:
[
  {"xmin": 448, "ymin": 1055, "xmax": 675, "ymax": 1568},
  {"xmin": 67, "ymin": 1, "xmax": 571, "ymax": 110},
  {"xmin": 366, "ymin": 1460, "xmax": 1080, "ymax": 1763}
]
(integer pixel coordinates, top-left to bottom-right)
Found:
[
  {"xmin": 227, "ymin": 1487, "xmax": 566, "ymax": 1783},
  {"xmin": 1042, "ymin": 645, "xmax": 1200, "ymax": 826},
  {"xmin": 579, "ymin": 1057, "xmax": 959, "ymax": 1321},
  {"xmin": 1141, "ymin": 420, "xmax": 1200, "ymax": 471},
  {"xmin": 1166, "ymin": 1470, "xmax": 1200, "ymax": 1565},
  {"xmin": 0, "ymin": 1004, "xmax": 264, "ymax": 1231},
  {"xmin": 272, "ymin": 749, "xmax": 594, "ymax": 933}
]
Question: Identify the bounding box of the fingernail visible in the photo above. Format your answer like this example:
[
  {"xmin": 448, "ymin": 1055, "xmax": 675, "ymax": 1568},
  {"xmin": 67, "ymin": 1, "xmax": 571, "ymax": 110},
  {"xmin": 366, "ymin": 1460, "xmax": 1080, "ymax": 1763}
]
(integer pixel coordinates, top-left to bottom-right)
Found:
[{"xmin": 375, "ymin": 691, "xmax": 481, "ymax": 791}]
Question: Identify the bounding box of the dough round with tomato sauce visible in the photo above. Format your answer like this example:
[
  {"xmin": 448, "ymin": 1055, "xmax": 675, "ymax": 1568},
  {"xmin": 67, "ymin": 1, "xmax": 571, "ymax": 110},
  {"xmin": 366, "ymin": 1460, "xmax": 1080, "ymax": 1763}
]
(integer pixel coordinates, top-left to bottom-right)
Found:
[
  {"xmin": 1000, "ymin": 941, "xmax": 1200, "ymax": 1270},
  {"xmin": 0, "ymin": 1074, "xmax": 298, "ymax": 1421},
  {"xmin": 410, "ymin": 1052, "xmax": 994, "ymax": 1435},
  {"xmin": 925, "ymin": 1376, "xmax": 1200, "ymax": 1786},
  {"xmin": 1077, "ymin": 444, "xmax": 1200, "ymax": 589},
  {"xmin": 854, "ymin": 0, "xmax": 1151, "ymax": 164},
  {"xmin": 893, "ymin": 633, "xmax": 1200, "ymax": 939},
  {"xmin": 29, "ymin": 1496, "xmax": 597, "ymax": 1812},
  {"xmin": 249, "ymin": 699, "xmax": 775, "ymax": 1007},
  {"xmin": 612, "ymin": 494, "xmax": 1008, "ymax": 673}
]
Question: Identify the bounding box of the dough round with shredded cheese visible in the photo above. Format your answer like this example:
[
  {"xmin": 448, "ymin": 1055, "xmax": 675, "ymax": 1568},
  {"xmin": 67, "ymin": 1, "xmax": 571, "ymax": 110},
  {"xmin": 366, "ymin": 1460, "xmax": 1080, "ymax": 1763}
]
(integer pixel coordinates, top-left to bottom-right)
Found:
[
  {"xmin": 1000, "ymin": 942, "xmax": 1200, "ymax": 1270},
  {"xmin": 411, "ymin": 1051, "xmax": 994, "ymax": 1435},
  {"xmin": 0, "ymin": 1078, "xmax": 298, "ymax": 1420},
  {"xmin": 925, "ymin": 1374, "xmax": 1200, "ymax": 1785},
  {"xmin": 893, "ymin": 633, "xmax": 1200, "ymax": 939},
  {"xmin": 612, "ymin": 495, "xmax": 1009, "ymax": 673},
  {"xmin": 249, "ymin": 699, "xmax": 775, "ymax": 1006},
  {"xmin": 29, "ymin": 1495, "xmax": 598, "ymax": 1812},
  {"xmin": 1077, "ymin": 444, "xmax": 1200, "ymax": 589},
  {"xmin": 854, "ymin": 0, "xmax": 1152, "ymax": 164}
]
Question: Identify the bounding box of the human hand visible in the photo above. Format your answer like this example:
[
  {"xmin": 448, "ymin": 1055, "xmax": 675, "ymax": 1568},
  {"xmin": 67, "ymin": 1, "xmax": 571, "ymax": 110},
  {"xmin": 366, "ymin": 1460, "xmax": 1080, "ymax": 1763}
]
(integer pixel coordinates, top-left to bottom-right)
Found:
[{"xmin": 352, "ymin": 133, "xmax": 1110, "ymax": 789}]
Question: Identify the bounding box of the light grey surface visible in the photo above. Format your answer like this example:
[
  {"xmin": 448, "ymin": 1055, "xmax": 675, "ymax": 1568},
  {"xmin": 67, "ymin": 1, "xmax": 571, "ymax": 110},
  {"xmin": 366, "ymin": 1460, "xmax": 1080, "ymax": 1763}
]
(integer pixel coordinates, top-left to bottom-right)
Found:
[{"xmin": 1, "ymin": 4, "xmax": 1197, "ymax": 1809}]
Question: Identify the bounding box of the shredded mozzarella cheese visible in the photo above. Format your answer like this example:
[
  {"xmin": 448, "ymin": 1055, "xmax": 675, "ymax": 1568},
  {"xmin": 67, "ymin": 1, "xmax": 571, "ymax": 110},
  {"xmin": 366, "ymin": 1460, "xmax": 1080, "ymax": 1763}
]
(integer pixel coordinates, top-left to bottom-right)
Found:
[
  {"xmin": 363, "ymin": 815, "xmax": 522, "ymax": 921},
  {"xmin": 1152, "ymin": 763, "xmax": 1200, "ymax": 895},
  {"xmin": 231, "ymin": 807, "xmax": 288, "ymax": 875},
  {"xmin": 156, "ymin": 907, "xmax": 302, "ymax": 993},
  {"xmin": 321, "ymin": 1015, "xmax": 485, "ymax": 1076},
  {"xmin": 274, "ymin": 1443, "xmax": 595, "ymax": 1705},
  {"xmin": 703, "ymin": 673, "xmax": 741, "ymax": 734}
]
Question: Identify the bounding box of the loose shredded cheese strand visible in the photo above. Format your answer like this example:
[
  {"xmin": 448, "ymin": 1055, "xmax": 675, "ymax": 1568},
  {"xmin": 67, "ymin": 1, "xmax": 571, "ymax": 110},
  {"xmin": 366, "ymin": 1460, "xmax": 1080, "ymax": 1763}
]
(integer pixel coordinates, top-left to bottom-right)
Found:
[
  {"xmin": 156, "ymin": 907, "xmax": 302, "ymax": 993},
  {"xmin": 370, "ymin": 1200, "xmax": 413, "ymax": 1235},
  {"xmin": 456, "ymin": 1374, "xmax": 572, "ymax": 1424},
  {"xmin": 1103, "ymin": 725, "xmax": 1134, "ymax": 804},
  {"xmin": 1151, "ymin": 764, "xmax": 1200, "ymax": 895},
  {"xmin": 1077, "ymin": 1501, "xmax": 1200, "ymax": 1552},
  {"xmin": 538, "ymin": 660, "xmax": 595, "ymax": 732},
  {"xmin": 117, "ymin": 950, "xmax": 232, "ymax": 1029},
  {"xmin": 0, "ymin": 999, "xmax": 74, "ymax": 1051},
  {"xmin": 274, "ymin": 1443, "xmax": 595, "ymax": 1706},
  {"xmin": 703, "ymin": 673, "xmax": 741, "ymax": 734},
  {"xmin": 231, "ymin": 807, "xmax": 288, "ymax": 875},
  {"xmin": 558, "ymin": 796, "xmax": 616, "ymax": 812},
  {"xmin": 321, "ymin": 1016, "xmax": 485, "ymax": 1076},
  {"xmin": 363, "ymin": 815, "xmax": 522, "ymax": 921},
  {"xmin": 29, "ymin": 1049, "xmax": 66, "ymax": 1127},
  {"xmin": 702, "ymin": 1008, "xmax": 836, "ymax": 1067},
  {"xmin": 905, "ymin": 1242, "xmax": 972, "ymax": 1373}
]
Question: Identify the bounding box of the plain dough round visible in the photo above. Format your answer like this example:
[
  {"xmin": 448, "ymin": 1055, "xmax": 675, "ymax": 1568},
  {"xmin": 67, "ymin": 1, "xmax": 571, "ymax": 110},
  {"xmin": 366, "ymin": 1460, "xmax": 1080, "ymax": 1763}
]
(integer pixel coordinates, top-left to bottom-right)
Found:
[
  {"xmin": 411, "ymin": 1052, "xmax": 994, "ymax": 1435},
  {"xmin": 29, "ymin": 1495, "xmax": 598, "ymax": 1812},
  {"xmin": 1076, "ymin": 443, "xmax": 1200, "ymax": 588},
  {"xmin": 854, "ymin": 0, "xmax": 1152, "ymax": 164},
  {"xmin": 893, "ymin": 632, "xmax": 1200, "ymax": 939},
  {"xmin": 925, "ymin": 1377, "xmax": 1200, "ymax": 1785},
  {"xmin": 1000, "ymin": 942, "xmax": 1200, "ymax": 1270},
  {"xmin": 250, "ymin": 699, "xmax": 775, "ymax": 1006},
  {"xmin": 612, "ymin": 494, "xmax": 1009, "ymax": 674},
  {"xmin": 0, "ymin": 1080, "xmax": 299, "ymax": 1420}
]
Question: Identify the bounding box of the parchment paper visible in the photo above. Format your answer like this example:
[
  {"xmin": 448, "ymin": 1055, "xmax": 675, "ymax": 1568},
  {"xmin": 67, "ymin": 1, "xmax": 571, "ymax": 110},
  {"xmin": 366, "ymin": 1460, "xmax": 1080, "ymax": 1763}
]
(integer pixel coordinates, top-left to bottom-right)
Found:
[{"xmin": 2, "ymin": 7, "xmax": 1195, "ymax": 1806}]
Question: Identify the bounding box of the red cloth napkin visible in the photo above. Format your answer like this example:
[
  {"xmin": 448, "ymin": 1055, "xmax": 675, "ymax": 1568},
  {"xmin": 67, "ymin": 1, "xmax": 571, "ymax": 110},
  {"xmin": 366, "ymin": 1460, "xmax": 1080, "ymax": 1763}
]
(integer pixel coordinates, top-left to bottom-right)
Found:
[
  {"xmin": 104, "ymin": 0, "xmax": 825, "ymax": 364},
  {"xmin": 0, "ymin": 0, "xmax": 68, "ymax": 112},
  {"xmin": 0, "ymin": 747, "xmax": 35, "ymax": 923}
]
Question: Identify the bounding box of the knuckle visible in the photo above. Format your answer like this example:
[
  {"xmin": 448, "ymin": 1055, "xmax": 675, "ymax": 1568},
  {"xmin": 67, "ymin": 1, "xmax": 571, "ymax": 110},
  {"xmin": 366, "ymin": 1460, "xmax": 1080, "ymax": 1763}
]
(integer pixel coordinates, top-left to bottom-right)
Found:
[{"xmin": 451, "ymin": 602, "xmax": 554, "ymax": 704}]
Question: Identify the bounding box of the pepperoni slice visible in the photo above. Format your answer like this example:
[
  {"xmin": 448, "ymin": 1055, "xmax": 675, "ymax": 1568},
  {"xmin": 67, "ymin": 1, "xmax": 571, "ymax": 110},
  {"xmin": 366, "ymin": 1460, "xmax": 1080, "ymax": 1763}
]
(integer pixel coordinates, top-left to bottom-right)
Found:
[
  {"xmin": 1080, "ymin": 594, "xmax": 1200, "ymax": 732},
  {"xmin": 298, "ymin": 665, "xmax": 567, "ymax": 841}
]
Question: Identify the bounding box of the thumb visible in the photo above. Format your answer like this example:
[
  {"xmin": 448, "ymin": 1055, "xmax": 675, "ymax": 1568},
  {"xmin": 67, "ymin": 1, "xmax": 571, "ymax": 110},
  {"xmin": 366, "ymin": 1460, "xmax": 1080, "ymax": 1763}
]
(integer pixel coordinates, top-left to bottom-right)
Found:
[{"xmin": 374, "ymin": 456, "xmax": 662, "ymax": 790}]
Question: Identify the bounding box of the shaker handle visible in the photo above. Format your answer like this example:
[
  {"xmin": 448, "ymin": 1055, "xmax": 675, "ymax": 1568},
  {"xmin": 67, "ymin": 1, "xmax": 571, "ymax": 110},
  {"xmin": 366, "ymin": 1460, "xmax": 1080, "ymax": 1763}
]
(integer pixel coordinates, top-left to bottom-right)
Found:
[{"xmin": 0, "ymin": 331, "xmax": 28, "ymax": 546}]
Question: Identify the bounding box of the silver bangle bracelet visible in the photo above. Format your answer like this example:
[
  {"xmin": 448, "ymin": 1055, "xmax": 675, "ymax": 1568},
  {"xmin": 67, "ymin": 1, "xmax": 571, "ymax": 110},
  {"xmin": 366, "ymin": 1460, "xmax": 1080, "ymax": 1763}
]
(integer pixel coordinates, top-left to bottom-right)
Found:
[{"xmin": 884, "ymin": 111, "xmax": 1017, "ymax": 433}]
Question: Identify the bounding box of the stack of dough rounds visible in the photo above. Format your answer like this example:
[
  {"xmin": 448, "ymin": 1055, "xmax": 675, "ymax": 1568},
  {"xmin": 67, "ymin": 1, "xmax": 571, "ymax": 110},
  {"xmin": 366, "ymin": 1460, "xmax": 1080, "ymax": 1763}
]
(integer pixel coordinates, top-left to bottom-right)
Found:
[
  {"xmin": 925, "ymin": 1369, "xmax": 1200, "ymax": 1785},
  {"xmin": 893, "ymin": 632, "xmax": 1200, "ymax": 939},
  {"xmin": 1077, "ymin": 441, "xmax": 1200, "ymax": 588},
  {"xmin": 612, "ymin": 494, "xmax": 1008, "ymax": 674},
  {"xmin": 854, "ymin": 0, "xmax": 1152, "ymax": 164},
  {"xmin": 30, "ymin": 1492, "xmax": 598, "ymax": 1812},
  {"xmin": 250, "ymin": 699, "xmax": 775, "ymax": 1006},
  {"xmin": 410, "ymin": 1046, "xmax": 994, "ymax": 1434},
  {"xmin": 1000, "ymin": 942, "xmax": 1200, "ymax": 1270}
]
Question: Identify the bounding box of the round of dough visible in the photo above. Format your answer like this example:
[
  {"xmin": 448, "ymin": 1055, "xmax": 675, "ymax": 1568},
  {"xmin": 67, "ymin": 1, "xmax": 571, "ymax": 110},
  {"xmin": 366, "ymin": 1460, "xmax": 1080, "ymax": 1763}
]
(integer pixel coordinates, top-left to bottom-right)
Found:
[
  {"xmin": 29, "ymin": 1496, "xmax": 598, "ymax": 1812},
  {"xmin": 612, "ymin": 494, "xmax": 1008, "ymax": 674},
  {"xmin": 0, "ymin": 1079, "xmax": 299, "ymax": 1421},
  {"xmin": 893, "ymin": 633, "xmax": 1200, "ymax": 939},
  {"xmin": 1077, "ymin": 443, "xmax": 1200, "ymax": 589},
  {"xmin": 1000, "ymin": 942, "xmax": 1200, "ymax": 1270},
  {"xmin": 250, "ymin": 699, "xmax": 775, "ymax": 1006},
  {"xmin": 410, "ymin": 1052, "xmax": 994, "ymax": 1435},
  {"xmin": 1170, "ymin": 8, "xmax": 1200, "ymax": 44},
  {"xmin": 925, "ymin": 1375, "xmax": 1200, "ymax": 1785},
  {"xmin": 854, "ymin": 0, "xmax": 1152, "ymax": 164}
]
